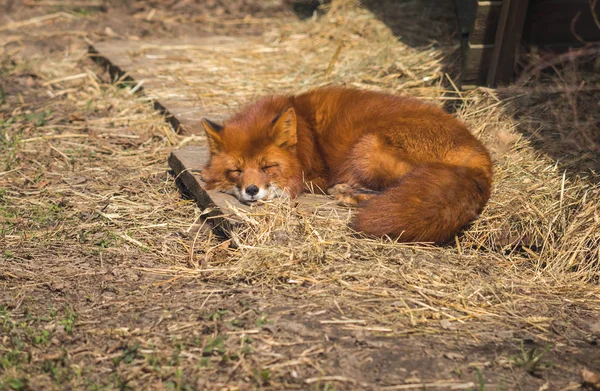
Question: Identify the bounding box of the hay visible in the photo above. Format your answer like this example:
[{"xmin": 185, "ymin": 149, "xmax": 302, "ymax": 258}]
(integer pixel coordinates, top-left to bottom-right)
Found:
[
  {"xmin": 158, "ymin": 0, "xmax": 599, "ymax": 284},
  {"xmin": 127, "ymin": 0, "xmax": 457, "ymax": 121},
  {"xmin": 1, "ymin": 0, "xmax": 598, "ymax": 287},
  {"xmin": 2, "ymin": 1, "xmax": 600, "ymax": 389},
  {"xmin": 1, "ymin": 2, "xmax": 599, "ymax": 387},
  {"xmin": 460, "ymin": 92, "xmax": 599, "ymax": 280}
]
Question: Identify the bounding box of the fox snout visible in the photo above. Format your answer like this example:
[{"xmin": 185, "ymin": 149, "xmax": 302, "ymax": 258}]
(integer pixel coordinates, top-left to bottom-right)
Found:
[
  {"xmin": 233, "ymin": 170, "xmax": 287, "ymax": 203},
  {"xmin": 237, "ymin": 182, "xmax": 269, "ymax": 203},
  {"xmin": 201, "ymin": 108, "xmax": 302, "ymax": 204},
  {"xmin": 233, "ymin": 169, "xmax": 270, "ymax": 203},
  {"xmin": 245, "ymin": 185, "xmax": 259, "ymax": 196}
]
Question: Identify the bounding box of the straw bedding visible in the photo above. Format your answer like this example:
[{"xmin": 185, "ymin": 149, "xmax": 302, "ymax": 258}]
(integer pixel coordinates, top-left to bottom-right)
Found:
[{"xmin": 1, "ymin": 0, "xmax": 599, "ymax": 388}]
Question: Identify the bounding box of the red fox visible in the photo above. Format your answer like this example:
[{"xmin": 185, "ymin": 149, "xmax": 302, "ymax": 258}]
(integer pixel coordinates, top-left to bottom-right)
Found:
[{"xmin": 200, "ymin": 86, "xmax": 493, "ymax": 243}]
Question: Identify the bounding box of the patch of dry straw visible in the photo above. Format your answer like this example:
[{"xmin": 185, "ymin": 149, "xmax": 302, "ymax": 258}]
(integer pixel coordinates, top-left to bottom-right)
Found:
[
  {"xmin": 458, "ymin": 89, "xmax": 599, "ymax": 281},
  {"xmin": 1, "ymin": 0, "xmax": 598, "ymax": 336},
  {"xmin": 189, "ymin": 0, "xmax": 600, "ymax": 284}
]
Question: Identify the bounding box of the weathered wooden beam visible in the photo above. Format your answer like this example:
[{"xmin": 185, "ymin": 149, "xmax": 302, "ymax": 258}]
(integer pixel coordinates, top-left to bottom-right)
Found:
[
  {"xmin": 168, "ymin": 146, "xmax": 344, "ymax": 239},
  {"xmin": 470, "ymin": 1, "xmax": 503, "ymax": 45},
  {"xmin": 487, "ymin": 0, "xmax": 529, "ymax": 86},
  {"xmin": 88, "ymin": 45, "xmax": 185, "ymax": 135},
  {"xmin": 168, "ymin": 146, "xmax": 247, "ymax": 238}
]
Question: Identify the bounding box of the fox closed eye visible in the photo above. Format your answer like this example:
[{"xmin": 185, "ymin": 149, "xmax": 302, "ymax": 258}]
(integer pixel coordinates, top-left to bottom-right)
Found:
[
  {"xmin": 227, "ymin": 169, "xmax": 242, "ymax": 178},
  {"xmin": 262, "ymin": 164, "xmax": 279, "ymax": 172}
]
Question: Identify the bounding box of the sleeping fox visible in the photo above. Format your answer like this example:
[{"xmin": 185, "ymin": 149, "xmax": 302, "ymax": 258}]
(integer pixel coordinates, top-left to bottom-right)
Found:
[{"xmin": 200, "ymin": 86, "xmax": 493, "ymax": 243}]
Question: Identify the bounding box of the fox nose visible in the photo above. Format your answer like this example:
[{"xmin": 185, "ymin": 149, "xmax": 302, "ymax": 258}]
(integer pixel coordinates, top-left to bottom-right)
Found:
[{"xmin": 246, "ymin": 185, "xmax": 259, "ymax": 196}]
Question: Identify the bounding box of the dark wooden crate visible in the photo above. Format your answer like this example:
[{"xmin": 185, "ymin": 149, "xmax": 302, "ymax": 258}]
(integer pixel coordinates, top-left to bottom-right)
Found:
[
  {"xmin": 470, "ymin": 1, "xmax": 503, "ymax": 45},
  {"xmin": 457, "ymin": 0, "xmax": 528, "ymax": 87},
  {"xmin": 455, "ymin": 0, "xmax": 600, "ymax": 87},
  {"xmin": 524, "ymin": 0, "xmax": 600, "ymax": 47}
]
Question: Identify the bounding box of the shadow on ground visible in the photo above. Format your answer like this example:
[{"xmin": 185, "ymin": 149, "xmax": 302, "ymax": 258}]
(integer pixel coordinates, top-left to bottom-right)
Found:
[
  {"xmin": 497, "ymin": 56, "xmax": 600, "ymax": 182},
  {"xmin": 359, "ymin": 0, "xmax": 599, "ymax": 182}
]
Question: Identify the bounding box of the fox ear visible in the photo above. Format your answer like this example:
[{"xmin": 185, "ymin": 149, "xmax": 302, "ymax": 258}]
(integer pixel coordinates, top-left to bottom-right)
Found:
[
  {"xmin": 201, "ymin": 118, "xmax": 224, "ymax": 154},
  {"xmin": 270, "ymin": 107, "xmax": 297, "ymax": 149}
]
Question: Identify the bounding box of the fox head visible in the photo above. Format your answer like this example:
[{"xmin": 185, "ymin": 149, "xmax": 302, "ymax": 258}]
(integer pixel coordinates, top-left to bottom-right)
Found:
[{"xmin": 200, "ymin": 106, "xmax": 304, "ymax": 204}]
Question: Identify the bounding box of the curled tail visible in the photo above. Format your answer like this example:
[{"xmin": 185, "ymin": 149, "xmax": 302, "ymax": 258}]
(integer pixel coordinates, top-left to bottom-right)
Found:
[{"xmin": 352, "ymin": 162, "xmax": 492, "ymax": 243}]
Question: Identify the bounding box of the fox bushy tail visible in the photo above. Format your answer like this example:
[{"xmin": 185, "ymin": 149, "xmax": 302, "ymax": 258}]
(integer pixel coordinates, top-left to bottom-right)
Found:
[{"xmin": 352, "ymin": 163, "xmax": 492, "ymax": 243}]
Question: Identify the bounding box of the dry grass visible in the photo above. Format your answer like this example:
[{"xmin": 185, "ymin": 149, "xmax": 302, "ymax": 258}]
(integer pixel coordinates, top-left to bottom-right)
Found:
[
  {"xmin": 2, "ymin": 0, "xmax": 598, "ymax": 328},
  {"xmin": 1, "ymin": 0, "xmax": 599, "ymax": 389},
  {"xmin": 166, "ymin": 0, "xmax": 600, "ymax": 285},
  {"xmin": 118, "ymin": 0, "xmax": 600, "ymax": 331},
  {"xmin": 458, "ymin": 89, "xmax": 600, "ymax": 281},
  {"xmin": 125, "ymin": 0, "xmax": 457, "ymax": 121}
]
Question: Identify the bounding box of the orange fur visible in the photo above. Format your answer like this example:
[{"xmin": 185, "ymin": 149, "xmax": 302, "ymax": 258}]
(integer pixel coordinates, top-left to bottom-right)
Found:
[{"xmin": 201, "ymin": 86, "xmax": 493, "ymax": 243}]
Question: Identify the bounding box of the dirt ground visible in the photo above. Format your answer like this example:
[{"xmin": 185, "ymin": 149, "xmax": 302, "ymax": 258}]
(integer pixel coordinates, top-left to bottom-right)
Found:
[{"xmin": 1, "ymin": 1, "xmax": 600, "ymax": 390}]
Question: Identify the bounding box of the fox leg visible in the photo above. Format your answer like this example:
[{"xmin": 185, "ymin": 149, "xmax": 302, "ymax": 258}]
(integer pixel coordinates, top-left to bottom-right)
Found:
[
  {"xmin": 329, "ymin": 134, "xmax": 414, "ymax": 206},
  {"xmin": 327, "ymin": 184, "xmax": 379, "ymax": 206}
]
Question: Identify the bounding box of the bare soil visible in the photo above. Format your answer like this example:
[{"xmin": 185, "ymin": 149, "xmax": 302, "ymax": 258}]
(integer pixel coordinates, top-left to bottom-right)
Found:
[{"xmin": 1, "ymin": 1, "xmax": 600, "ymax": 390}]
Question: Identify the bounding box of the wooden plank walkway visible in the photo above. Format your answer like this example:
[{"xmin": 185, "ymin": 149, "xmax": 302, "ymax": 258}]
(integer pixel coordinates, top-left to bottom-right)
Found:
[
  {"xmin": 90, "ymin": 36, "xmax": 257, "ymax": 133},
  {"xmin": 90, "ymin": 38, "xmax": 344, "ymax": 235}
]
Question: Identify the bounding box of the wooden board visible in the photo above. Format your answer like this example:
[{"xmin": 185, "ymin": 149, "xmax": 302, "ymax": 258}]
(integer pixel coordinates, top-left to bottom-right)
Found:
[
  {"xmin": 89, "ymin": 37, "xmax": 257, "ymax": 134},
  {"xmin": 470, "ymin": 1, "xmax": 503, "ymax": 45},
  {"xmin": 463, "ymin": 44, "xmax": 494, "ymax": 86},
  {"xmin": 90, "ymin": 37, "xmax": 349, "ymax": 237},
  {"xmin": 487, "ymin": 0, "xmax": 529, "ymax": 86},
  {"xmin": 89, "ymin": 36, "xmax": 333, "ymax": 135},
  {"xmin": 169, "ymin": 146, "xmax": 344, "ymax": 237},
  {"xmin": 456, "ymin": 0, "xmax": 503, "ymax": 86}
]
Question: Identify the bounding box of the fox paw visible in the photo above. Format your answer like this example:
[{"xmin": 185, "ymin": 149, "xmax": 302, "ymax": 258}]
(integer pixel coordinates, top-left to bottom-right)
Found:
[
  {"xmin": 327, "ymin": 183, "xmax": 351, "ymax": 195},
  {"xmin": 327, "ymin": 184, "xmax": 376, "ymax": 207}
]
